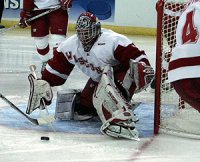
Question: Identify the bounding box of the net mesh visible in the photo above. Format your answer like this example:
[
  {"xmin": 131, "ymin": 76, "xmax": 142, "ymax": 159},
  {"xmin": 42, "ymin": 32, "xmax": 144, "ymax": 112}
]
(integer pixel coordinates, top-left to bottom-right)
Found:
[{"xmin": 156, "ymin": 0, "xmax": 200, "ymax": 138}]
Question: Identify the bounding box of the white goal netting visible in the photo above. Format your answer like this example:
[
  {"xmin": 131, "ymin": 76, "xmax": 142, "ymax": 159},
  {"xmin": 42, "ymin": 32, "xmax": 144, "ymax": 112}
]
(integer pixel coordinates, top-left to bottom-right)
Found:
[{"xmin": 154, "ymin": 0, "xmax": 200, "ymax": 139}]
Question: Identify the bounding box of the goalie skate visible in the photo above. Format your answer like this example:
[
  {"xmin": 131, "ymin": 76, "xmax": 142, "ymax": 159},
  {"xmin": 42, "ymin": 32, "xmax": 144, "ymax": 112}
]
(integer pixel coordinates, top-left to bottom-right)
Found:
[{"xmin": 103, "ymin": 122, "xmax": 139, "ymax": 141}]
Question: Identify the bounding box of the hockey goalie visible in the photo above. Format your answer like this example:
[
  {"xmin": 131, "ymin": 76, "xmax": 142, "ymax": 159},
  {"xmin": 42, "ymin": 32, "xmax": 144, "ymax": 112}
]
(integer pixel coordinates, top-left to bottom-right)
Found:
[{"xmin": 26, "ymin": 12, "xmax": 154, "ymax": 140}]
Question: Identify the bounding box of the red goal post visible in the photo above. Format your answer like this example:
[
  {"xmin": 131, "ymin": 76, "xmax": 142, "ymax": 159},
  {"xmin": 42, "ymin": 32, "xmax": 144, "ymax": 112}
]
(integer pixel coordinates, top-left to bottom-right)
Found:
[{"xmin": 154, "ymin": 0, "xmax": 200, "ymax": 138}]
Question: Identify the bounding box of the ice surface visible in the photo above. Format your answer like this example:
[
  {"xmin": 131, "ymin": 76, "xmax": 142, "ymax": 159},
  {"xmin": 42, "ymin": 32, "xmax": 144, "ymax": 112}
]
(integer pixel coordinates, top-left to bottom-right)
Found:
[{"xmin": 1, "ymin": 30, "xmax": 200, "ymax": 162}]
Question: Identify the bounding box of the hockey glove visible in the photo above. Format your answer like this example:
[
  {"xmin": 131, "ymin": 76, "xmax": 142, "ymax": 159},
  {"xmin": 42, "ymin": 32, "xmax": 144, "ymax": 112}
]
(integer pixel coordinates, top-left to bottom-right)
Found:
[
  {"xmin": 19, "ymin": 10, "xmax": 32, "ymax": 28},
  {"xmin": 26, "ymin": 74, "xmax": 53, "ymax": 114},
  {"xmin": 59, "ymin": 0, "xmax": 72, "ymax": 10},
  {"xmin": 130, "ymin": 60, "xmax": 154, "ymax": 93}
]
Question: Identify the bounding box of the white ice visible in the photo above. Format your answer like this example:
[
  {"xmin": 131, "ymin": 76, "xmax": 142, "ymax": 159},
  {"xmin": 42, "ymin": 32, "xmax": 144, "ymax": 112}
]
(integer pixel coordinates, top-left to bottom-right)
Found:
[{"xmin": 1, "ymin": 30, "xmax": 200, "ymax": 162}]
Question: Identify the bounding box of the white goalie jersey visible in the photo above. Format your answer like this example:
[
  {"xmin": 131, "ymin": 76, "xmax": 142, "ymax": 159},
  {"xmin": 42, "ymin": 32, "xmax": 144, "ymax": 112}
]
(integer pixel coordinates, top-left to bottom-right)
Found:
[{"xmin": 42, "ymin": 28, "xmax": 151, "ymax": 86}]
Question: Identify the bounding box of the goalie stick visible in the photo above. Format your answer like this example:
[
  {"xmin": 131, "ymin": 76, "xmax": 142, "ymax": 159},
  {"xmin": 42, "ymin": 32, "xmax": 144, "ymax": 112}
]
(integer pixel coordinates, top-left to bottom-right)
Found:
[
  {"xmin": 0, "ymin": 6, "xmax": 60, "ymax": 34},
  {"xmin": 0, "ymin": 93, "xmax": 55, "ymax": 125},
  {"xmin": 0, "ymin": 93, "xmax": 39, "ymax": 125}
]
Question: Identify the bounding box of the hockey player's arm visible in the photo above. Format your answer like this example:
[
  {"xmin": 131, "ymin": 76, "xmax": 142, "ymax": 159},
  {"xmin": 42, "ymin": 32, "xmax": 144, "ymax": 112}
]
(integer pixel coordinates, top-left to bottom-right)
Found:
[
  {"xmin": 114, "ymin": 43, "xmax": 150, "ymax": 68},
  {"xmin": 42, "ymin": 49, "xmax": 75, "ymax": 86},
  {"xmin": 27, "ymin": 49, "xmax": 74, "ymax": 114},
  {"xmin": 114, "ymin": 43, "xmax": 154, "ymax": 93}
]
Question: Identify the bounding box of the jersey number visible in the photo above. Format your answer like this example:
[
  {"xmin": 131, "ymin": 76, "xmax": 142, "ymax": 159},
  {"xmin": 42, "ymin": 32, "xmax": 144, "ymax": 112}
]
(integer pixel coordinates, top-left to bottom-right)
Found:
[{"xmin": 182, "ymin": 10, "xmax": 199, "ymax": 44}]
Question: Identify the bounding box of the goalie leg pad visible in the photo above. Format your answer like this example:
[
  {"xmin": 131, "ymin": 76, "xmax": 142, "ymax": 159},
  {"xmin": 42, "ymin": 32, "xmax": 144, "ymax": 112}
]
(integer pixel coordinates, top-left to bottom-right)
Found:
[
  {"xmin": 93, "ymin": 66, "xmax": 139, "ymax": 140},
  {"xmin": 55, "ymin": 89, "xmax": 81, "ymax": 120},
  {"xmin": 55, "ymin": 89, "xmax": 94, "ymax": 121},
  {"xmin": 26, "ymin": 74, "xmax": 53, "ymax": 114}
]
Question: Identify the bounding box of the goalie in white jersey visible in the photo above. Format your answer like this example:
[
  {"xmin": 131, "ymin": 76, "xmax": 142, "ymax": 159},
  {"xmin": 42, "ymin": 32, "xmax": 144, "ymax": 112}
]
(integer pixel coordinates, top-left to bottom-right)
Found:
[
  {"xmin": 168, "ymin": 0, "xmax": 200, "ymax": 112},
  {"xmin": 27, "ymin": 12, "xmax": 154, "ymax": 140},
  {"xmin": 19, "ymin": 0, "xmax": 72, "ymax": 72}
]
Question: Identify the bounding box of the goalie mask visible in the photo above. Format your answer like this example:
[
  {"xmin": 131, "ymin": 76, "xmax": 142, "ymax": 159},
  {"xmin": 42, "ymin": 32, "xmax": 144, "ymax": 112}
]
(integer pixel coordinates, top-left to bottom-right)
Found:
[{"xmin": 76, "ymin": 12, "xmax": 101, "ymax": 52}]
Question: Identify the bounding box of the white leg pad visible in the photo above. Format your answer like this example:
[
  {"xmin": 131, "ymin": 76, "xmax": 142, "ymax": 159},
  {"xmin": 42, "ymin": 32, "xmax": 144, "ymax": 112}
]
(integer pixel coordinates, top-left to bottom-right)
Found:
[{"xmin": 93, "ymin": 66, "xmax": 139, "ymax": 140}]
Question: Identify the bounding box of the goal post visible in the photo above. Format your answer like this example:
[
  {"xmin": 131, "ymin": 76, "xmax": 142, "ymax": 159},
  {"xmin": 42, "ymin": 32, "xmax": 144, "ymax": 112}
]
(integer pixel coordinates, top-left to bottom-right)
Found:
[
  {"xmin": 154, "ymin": 0, "xmax": 200, "ymax": 138},
  {"xmin": 154, "ymin": 0, "xmax": 164, "ymax": 134}
]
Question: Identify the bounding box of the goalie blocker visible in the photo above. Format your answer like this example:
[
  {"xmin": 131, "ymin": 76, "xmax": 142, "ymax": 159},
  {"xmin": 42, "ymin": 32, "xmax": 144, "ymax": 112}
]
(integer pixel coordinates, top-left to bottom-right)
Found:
[{"xmin": 26, "ymin": 74, "xmax": 53, "ymax": 114}]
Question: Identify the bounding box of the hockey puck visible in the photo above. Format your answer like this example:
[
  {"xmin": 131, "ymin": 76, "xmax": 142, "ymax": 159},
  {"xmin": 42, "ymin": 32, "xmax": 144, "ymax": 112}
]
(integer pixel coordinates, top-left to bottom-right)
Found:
[{"xmin": 41, "ymin": 136, "xmax": 50, "ymax": 141}]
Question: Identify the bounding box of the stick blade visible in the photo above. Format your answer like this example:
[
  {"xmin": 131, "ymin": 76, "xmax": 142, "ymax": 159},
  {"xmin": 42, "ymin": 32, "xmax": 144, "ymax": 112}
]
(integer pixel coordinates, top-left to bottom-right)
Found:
[{"xmin": 37, "ymin": 115, "xmax": 55, "ymax": 125}]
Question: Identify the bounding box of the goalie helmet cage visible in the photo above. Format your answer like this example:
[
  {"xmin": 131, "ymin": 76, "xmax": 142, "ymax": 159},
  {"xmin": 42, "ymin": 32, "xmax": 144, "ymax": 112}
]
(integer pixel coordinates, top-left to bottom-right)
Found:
[{"xmin": 154, "ymin": 0, "xmax": 200, "ymax": 138}]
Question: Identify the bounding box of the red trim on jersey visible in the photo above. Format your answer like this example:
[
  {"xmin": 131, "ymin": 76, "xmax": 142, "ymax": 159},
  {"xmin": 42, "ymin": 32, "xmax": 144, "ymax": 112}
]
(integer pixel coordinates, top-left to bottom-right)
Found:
[
  {"xmin": 169, "ymin": 56, "xmax": 200, "ymax": 71},
  {"xmin": 114, "ymin": 43, "xmax": 150, "ymax": 68},
  {"xmin": 23, "ymin": 0, "xmax": 34, "ymax": 11},
  {"xmin": 42, "ymin": 49, "xmax": 75, "ymax": 86},
  {"xmin": 49, "ymin": 50, "xmax": 74, "ymax": 75},
  {"xmin": 42, "ymin": 69, "xmax": 66, "ymax": 86}
]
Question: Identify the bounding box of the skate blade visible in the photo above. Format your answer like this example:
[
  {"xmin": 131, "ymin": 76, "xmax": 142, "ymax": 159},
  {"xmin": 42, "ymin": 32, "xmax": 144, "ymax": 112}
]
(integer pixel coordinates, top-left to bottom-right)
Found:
[{"xmin": 73, "ymin": 113, "xmax": 93, "ymax": 121}]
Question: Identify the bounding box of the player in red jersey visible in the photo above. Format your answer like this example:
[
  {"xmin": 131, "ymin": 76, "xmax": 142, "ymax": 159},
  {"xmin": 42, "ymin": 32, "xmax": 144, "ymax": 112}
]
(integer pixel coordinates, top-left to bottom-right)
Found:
[
  {"xmin": 19, "ymin": 0, "xmax": 72, "ymax": 72},
  {"xmin": 168, "ymin": 0, "xmax": 200, "ymax": 111}
]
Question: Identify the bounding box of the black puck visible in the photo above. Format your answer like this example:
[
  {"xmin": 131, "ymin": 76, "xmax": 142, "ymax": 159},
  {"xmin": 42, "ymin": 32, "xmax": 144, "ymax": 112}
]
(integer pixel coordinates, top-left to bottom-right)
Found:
[{"xmin": 41, "ymin": 136, "xmax": 50, "ymax": 141}]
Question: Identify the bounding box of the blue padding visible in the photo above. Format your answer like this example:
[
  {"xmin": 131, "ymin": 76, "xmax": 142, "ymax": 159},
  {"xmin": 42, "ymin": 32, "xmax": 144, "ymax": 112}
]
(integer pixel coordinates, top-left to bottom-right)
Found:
[{"xmin": 87, "ymin": 1, "xmax": 111, "ymax": 20}]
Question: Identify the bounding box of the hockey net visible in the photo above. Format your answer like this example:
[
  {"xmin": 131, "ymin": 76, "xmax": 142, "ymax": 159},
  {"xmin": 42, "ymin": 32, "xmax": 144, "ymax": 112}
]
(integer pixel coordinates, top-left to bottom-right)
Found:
[{"xmin": 154, "ymin": 0, "xmax": 200, "ymax": 138}]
